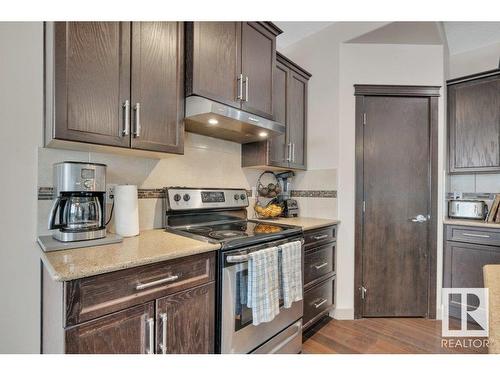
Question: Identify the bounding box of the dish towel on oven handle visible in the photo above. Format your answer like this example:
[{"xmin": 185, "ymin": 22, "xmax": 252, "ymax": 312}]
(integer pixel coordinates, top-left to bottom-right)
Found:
[
  {"xmin": 247, "ymin": 246, "xmax": 280, "ymax": 325},
  {"xmin": 279, "ymin": 240, "xmax": 303, "ymax": 308}
]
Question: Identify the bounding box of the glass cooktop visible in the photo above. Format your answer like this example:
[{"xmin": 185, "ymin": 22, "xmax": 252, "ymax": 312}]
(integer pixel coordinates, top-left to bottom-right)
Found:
[{"xmin": 172, "ymin": 220, "xmax": 302, "ymax": 249}]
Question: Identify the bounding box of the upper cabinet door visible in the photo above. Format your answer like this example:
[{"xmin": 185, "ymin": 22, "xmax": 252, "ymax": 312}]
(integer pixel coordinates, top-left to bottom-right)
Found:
[
  {"xmin": 54, "ymin": 22, "xmax": 131, "ymax": 147},
  {"xmin": 65, "ymin": 302, "xmax": 155, "ymax": 354},
  {"xmin": 156, "ymin": 283, "xmax": 215, "ymax": 354},
  {"xmin": 449, "ymin": 74, "xmax": 500, "ymax": 173},
  {"xmin": 130, "ymin": 22, "xmax": 184, "ymax": 154},
  {"xmin": 185, "ymin": 22, "xmax": 242, "ymax": 108},
  {"xmin": 268, "ymin": 59, "xmax": 289, "ymax": 167},
  {"xmin": 240, "ymin": 22, "xmax": 276, "ymax": 119},
  {"xmin": 288, "ymin": 71, "xmax": 308, "ymax": 170}
]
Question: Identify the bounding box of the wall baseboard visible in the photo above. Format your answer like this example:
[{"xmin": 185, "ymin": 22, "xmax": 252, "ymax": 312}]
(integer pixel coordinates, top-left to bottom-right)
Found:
[{"xmin": 330, "ymin": 307, "xmax": 354, "ymax": 320}]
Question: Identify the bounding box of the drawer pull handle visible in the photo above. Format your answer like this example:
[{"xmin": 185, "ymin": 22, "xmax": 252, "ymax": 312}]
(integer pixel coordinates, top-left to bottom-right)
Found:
[
  {"xmin": 314, "ymin": 262, "xmax": 329, "ymax": 270},
  {"xmin": 462, "ymin": 233, "xmax": 490, "ymax": 239},
  {"xmin": 313, "ymin": 234, "xmax": 329, "ymax": 241},
  {"xmin": 314, "ymin": 299, "xmax": 328, "ymax": 309},
  {"xmin": 136, "ymin": 275, "xmax": 179, "ymax": 291}
]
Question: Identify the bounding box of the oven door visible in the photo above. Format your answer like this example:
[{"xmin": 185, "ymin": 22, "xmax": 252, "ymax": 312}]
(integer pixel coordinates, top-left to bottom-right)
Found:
[{"xmin": 220, "ymin": 239, "xmax": 304, "ymax": 354}]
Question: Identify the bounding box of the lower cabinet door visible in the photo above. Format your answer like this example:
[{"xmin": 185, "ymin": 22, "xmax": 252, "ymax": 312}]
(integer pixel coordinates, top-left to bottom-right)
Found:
[
  {"xmin": 156, "ymin": 282, "xmax": 215, "ymax": 354},
  {"xmin": 65, "ymin": 302, "xmax": 155, "ymax": 354}
]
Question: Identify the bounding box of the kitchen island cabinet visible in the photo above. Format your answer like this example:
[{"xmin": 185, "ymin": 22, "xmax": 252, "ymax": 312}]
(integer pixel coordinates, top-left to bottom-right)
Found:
[{"xmin": 42, "ymin": 251, "xmax": 216, "ymax": 354}]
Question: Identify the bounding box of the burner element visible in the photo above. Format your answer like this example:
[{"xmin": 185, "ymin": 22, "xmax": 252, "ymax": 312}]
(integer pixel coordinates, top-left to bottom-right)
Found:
[{"xmin": 208, "ymin": 230, "xmax": 249, "ymax": 240}]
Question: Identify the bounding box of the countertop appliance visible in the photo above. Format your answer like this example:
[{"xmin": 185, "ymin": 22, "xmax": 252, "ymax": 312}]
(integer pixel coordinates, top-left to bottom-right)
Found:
[
  {"xmin": 448, "ymin": 200, "xmax": 487, "ymax": 220},
  {"xmin": 163, "ymin": 187, "xmax": 304, "ymax": 354},
  {"xmin": 282, "ymin": 199, "xmax": 299, "ymax": 218},
  {"xmin": 48, "ymin": 161, "xmax": 107, "ymax": 242}
]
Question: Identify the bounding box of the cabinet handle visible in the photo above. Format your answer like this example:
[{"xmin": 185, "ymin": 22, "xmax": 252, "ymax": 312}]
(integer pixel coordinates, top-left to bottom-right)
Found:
[
  {"xmin": 160, "ymin": 313, "xmax": 168, "ymax": 354},
  {"xmin": 146, "ymin": 317, "xmax": 154, "ymax": 354},
  {"xmin": 314, "ymin": 299, "xmax": 328, "ymax": 309},
  {"xmin": 286, "ymin": 143, "xmax": 292, "ymax": 162},
  {"xmin": 314, "ymin": 262, "xmax": 329, "ymax": 270},
  {"xmin": 313, "ymin": 234, "xmax": 329, "ymax": 241},
  {"xmin": 244, "ymin": 76, "xmax": 249, "ymax": 102},
  {"xmin": 248, "ymin": 117, "xmax": 260, "ymax": 123},
  {"xmin": 134, "ymin": 102, "xmax": 141, "ymax": 138},
  {"xmin": 122, "ymin": 100, "xmax": 130, "ymax": 136},
  {"xmin": 292, "ymin": 143, "xmax": 295, "ymax": 163},
  {"xmin": 237, "ymin": 74, "xmax": 243, "ymax": 100},
  {"xmin": 136, "ymin": 275, "xmax": 179, "ymax": 291},
  {"xmin": 462, "ymin": 233, "xmax": 490, "ymax": 238}
]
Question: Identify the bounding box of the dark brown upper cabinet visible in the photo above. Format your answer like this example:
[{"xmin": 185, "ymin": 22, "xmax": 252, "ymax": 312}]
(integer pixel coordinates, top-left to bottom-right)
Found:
[
  {"xmin": 46, "ymin": 22, "xmax": 184, "ymax": 155},
  {"xmin": 130, "ymin": 22, "xmax": 184, "ymax": 153},
  {"xmin": 448, "ymin": 70, "xmax": 500, "ymax": 173},
  {"xmin": 242, "ymin": 52, "xmax": 311, "ymax": 170},
  {"xmin": 185, "ymin": 22, "xmax": 281, "ymax": 120}
]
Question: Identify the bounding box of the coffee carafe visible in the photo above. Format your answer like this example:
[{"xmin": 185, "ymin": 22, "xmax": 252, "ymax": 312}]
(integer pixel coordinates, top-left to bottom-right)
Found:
[{"xmin": 48, "ymin": 162, "xmax": 107, "ymax": 242}]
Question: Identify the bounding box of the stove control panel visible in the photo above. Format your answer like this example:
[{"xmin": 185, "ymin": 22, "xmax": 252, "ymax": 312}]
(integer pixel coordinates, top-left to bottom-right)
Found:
[{"xmin": 165, "ymin": 188, "xmax": 249, "ymax": 211}]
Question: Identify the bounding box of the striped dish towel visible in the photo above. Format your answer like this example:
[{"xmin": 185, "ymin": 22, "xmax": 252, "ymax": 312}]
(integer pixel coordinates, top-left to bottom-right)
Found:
[
  {"xmin": 247, "ymin": 246, "xmax": 280, "ymax": 325},
  {"xmin": 279, "ymin": 240, "xmax": 303, "ymax": 308}
]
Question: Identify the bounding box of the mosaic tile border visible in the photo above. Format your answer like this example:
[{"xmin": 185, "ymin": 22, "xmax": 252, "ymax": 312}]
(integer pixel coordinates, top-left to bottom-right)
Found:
[
  {"xmin": 291, "ymin": 190, "xmax": 337, "ymax": 198},
  {"xmin": 38, "ymin": 187, "xmax": 337, "ymax": 200},
  {"xmin": 446, "ymin": 192, "xmax": 495, "ymax": 200}
]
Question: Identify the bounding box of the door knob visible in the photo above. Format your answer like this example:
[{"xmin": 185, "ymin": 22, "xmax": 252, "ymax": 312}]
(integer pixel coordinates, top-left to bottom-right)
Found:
[{"xmin": 409, "ymin": 214, "xmax": 428, "ymax": 223}]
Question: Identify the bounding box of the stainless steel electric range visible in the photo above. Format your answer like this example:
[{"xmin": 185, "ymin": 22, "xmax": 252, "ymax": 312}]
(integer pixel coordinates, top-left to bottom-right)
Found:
[{"xmin": 163, "ymin": 187, "xmax": 304, "ymax": 354}]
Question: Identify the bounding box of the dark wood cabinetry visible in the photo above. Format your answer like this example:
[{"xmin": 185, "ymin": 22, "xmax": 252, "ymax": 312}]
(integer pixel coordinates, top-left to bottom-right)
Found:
[
  {"xmin": 156, "ymin": 283, "xmax": 215, "ymax": 354},
  {"xmin": 302, "ymin": 225, "xmax": 336, "ymax": 332},
  {"xmin": 52, "ymin": 22, "xmax": 131, "ymax": 148},
  {"xmin": 43, "ymin": 252, "xmax": 216, "ymax": 354},
  {"xmin": 65, "ymin": 303, "xmax": 155, "ymax": 354},
  {"xmin": 444, "ymin": 225, "xmax": 500, "ymax": 318},
  {"xmin": 47, "ymin": 22, "xmax": 184, "ymax": 155},
  {"xmin": 448, "ymin": 70, "xmax": 500, "ymax": 173},
  {"xmin": 242, "ymin": 52, "xmax": 310, "ymax": 170},
  {"xmin": 185, "ymin": 22, "xmax": 281, "ymax": 119}
]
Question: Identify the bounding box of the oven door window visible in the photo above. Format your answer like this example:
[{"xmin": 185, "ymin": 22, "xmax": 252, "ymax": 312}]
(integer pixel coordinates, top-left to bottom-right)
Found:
[{"xmin": 234, "ymin": 265, "xmax": 284, "ymax": 332}]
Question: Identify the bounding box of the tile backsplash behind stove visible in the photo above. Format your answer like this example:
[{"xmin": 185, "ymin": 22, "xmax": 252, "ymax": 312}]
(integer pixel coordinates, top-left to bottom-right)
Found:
[{"xmin": 37, "ymin": 133, "xmax": 338, "ymax": 236}]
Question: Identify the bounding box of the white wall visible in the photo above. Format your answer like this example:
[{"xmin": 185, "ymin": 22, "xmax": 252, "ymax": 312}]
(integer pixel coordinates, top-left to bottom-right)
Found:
[
  {"xmin": 448, "ymin": 41, "xmax": 500, "ymax": 79},
  {"xmin": 0, "ymin": 22, "xmax": 43, "ymax": 353},
  {"xmin": 337, "ymin": 43, "xmax": 446, "ymax": 319}
]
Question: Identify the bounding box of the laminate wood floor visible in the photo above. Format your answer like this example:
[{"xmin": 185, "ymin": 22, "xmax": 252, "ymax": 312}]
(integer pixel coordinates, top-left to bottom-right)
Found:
[{"xmin": 302, "ymin": 317, "xmax": 488, "ymax": 354}]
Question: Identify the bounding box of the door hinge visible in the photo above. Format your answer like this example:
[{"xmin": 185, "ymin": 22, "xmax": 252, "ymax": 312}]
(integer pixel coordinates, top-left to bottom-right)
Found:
[
  {"xmin": 362, "ymin": 200, "xmax": 366, "ymax": 213},
  {"xmin": 363, "ymin": 113, "xmax": 366, "ymax": 126},
  {"xmin": 360, "ymin": 286, "xmax": 367, "ymax": 300}
]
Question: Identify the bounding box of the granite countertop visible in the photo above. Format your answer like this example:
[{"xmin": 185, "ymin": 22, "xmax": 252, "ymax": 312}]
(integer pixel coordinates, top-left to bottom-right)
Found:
[
  {"xmin": 483, "ymin": 265, "xmax": 500, "ymax": 353},
  {"xmin": 256, "ymin": 217, "xmax": 339, "ymax": 231},
  {"xmin": 40, "ymin": 230, "xmax": 220, "ymax": 282},
  {"xmin": 443, "ymin": 218, "xmax": 500, "ymax": 229}
]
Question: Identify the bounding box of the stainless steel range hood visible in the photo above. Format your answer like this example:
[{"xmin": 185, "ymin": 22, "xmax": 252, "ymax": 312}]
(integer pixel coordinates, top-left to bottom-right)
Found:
[{"xmin": 184, "ymin": 96, "xmax": 285, "ymax": 144}]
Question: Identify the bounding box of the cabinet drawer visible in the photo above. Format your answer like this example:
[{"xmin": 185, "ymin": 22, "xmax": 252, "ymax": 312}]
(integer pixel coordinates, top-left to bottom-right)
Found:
[
  {"xmin": 304, "ymin": 243, "xmax": 335, "ymax": 287},
  {"xmin": 303, "ymin": 276, "xmax": 334, "ymax": 330},
  {"xmin": 65, "ymin": 251, "xmax": 215, "ymax": 326},
  {"xmin": 304, "ymin": 226, "xmax": 336, "ymax": 248},
  {"xmin": 446, "ymin": 225, "xmax": 500, "ymax": 247}
]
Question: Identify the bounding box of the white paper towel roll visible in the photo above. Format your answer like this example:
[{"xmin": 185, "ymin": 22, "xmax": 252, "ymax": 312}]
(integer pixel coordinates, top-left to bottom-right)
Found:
[{"xmin": 114, "ymin": 185, "xmax": 139, "ymax": 237}]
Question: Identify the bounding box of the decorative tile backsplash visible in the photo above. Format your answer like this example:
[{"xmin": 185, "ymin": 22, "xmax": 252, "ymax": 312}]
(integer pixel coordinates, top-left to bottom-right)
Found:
[{"xmin": 38, "ymin": 187, "xmax": 337, "ymax": 200}]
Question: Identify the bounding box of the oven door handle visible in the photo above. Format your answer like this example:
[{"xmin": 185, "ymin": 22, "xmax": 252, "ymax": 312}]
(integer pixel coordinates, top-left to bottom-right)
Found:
[{"xmin": 226, "ymin": 239, "xmax": 305, "ymax": 264}]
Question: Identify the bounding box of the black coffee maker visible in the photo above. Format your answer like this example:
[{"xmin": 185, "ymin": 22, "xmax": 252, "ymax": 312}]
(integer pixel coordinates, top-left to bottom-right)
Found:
[
  {"xmin": 276, "ymin": 171, "xmax": 299, "ymax": 218},
  {"xmin": 48, "ymin": 161, "xmax": 107, "ymax": 242}
]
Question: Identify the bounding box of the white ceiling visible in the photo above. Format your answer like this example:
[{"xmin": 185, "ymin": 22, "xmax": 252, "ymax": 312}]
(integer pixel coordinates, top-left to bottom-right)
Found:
[
  {"xmin": 274, "ymin": 22, "xmax": 335, "ymax": 50},
  {"xmin": 274, "ymin": 21, "xmax": 500, "ymax": 56},
  {"xmin": 443, "ymin": 22, "xmax": 500, "ymax": 55}
]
